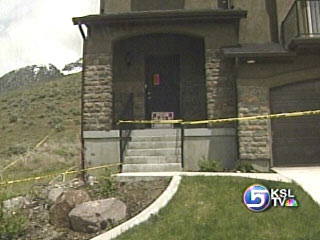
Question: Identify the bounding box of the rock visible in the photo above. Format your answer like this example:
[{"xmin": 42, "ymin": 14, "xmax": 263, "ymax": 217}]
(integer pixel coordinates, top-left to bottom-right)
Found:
[
  {"xmin": 48, "ymin": 188, "xmax": 64, "ymax": 203},
  {"xmin": 49, "ymin": 190, "xmax": 90, "ymax": 228},
  {"xmin": 69, "ymin": 198, "xmax": 126, "ymax": 233},
  {"xmin": 87, "ymin": 175, "xmax": 98, "ymax": 186},
  {"xmin": 69, "ymin": 178, "xmax": 85, "ymax": 188},
  {"xmin": 3, "ymin": 196, "xmax": 30, "ymax": 211}
]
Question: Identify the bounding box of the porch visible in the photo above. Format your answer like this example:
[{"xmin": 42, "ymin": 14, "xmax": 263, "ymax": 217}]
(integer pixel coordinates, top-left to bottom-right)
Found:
[{"xmin": 73, "ymin": 9, "xmax": 246, "ymax": 172}]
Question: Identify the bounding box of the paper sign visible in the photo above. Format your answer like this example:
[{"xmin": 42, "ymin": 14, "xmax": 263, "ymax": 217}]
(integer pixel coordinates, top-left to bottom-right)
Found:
[
  {"xmin": 151, "ymin": 112, "xmax": 174, "ymax": 128},
  {"xmin": 153, "ymin": 74, "xmax": 160, "ymax": 86}
]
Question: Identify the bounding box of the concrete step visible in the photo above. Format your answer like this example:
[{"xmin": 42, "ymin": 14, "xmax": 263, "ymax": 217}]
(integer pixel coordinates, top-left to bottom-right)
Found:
[
  {"xmin": 122, "ymin": 163, "xmax": 182, "ymax": 172},
  {"xmin": 124, "ymin": 155, "xmax": 181, "ymax": 164},
  {"xmin": 131, "ymin": 135, "xmax": 179, "ymax": 142},
  {"xmin": 125, "ymin": 148, "xmax": 181, "ymax": 156},
  {"xmin": 127, "ymin": 141, "xmax": 181, "ymax": 149},
  {"xmin": 131, "ymin": 129, "xmax": 181, "ymax": 137}
]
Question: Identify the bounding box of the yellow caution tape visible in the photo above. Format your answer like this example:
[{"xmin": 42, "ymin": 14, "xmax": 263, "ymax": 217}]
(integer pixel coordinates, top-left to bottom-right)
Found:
[
  {"xmin": 0, "ymin": 163, "xmax": 121, "ymax": 187},
  {"xmin": 118, "ymin": 109, "xmax": 320, "ymax": 125},
  {"xmin": 118, "ymin": 119, "xmax": 183, "ymax": 124},
  {"xmin": 2, "ymin": 109, "xmax": 320, "ymax": 187}
]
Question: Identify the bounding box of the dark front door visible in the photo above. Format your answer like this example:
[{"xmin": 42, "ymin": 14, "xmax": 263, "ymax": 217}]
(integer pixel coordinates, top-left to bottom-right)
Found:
[{"xmin": 145, "ymin": 55, "xmax": 180, "ymax": 120}]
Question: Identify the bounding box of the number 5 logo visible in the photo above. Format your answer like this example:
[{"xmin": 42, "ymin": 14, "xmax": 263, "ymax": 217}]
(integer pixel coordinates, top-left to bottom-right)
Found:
[{"xmin": 243, "ymin": 185, "xmax": 271, "ymax": 212}]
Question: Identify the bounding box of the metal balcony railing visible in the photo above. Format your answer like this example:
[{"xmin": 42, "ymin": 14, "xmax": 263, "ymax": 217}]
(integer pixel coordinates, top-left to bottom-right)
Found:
[{"xmin": 281, "ymin": 0, "xmax": 320, "ymax": 48}]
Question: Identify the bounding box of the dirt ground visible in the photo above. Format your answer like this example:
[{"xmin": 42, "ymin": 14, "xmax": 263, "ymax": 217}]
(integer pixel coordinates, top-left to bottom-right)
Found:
[{"xmin": 16, "ymin": 178, "xmax": 170, "ymax": 240}]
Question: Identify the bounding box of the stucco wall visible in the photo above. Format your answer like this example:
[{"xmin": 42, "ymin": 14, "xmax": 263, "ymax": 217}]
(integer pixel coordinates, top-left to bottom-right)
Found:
[
  {"xmin": 277, "ymin": 0, "xmax": 295, "ymax": 25},
  {"xmin": 184, "ymin": 0, "xmax": 219, "ymax": 10},
  {"xmin": 276, "ymin": 0, "xmax": 295, "ymax": 42},
  {"xmin": 88, "ymin": 21, "xmax": 239, "ymax": 50},
  {"xmin": 237, "ymin": 56, "xmax": 320, "ymax": 88},
  {"xmin": 234, "ymin": 0, "xmax": 271, "ymax": 44},
  {"xmin": 99, "ymin": 0, "xmax": 302, "ymax": 45},
  {"xmin": 101, "ymin": 0, "xmax": 222, "ymax": 13},
  {"xmin": 101, "ymin": 0, "xmax": 130, "ymax": 13},
  {"xmin": 100, "ymin": 0, "xmax": 274, "ymax": 44}
]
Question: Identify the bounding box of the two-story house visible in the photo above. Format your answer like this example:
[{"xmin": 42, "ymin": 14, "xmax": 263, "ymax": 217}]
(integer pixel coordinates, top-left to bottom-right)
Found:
[{"xmin": 73, "ymin": 0, "xmax": 320, "ymax": 172}]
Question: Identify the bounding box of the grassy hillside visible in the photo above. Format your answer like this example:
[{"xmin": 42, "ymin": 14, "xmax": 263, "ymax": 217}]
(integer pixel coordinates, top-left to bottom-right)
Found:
[{"xmin": 0, "ymin": 73, "xmax": 82, "ymax": 184}]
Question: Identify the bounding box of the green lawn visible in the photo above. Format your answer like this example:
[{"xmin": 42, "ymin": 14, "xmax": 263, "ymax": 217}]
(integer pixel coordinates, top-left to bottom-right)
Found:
[{"xmin": 116, "ymin": 176, "xmax": 320, "ymax": 240}]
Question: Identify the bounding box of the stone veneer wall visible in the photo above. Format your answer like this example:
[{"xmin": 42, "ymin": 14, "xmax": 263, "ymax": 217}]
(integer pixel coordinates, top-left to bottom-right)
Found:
[
  {"xmin": 205, "ymin": 49, "xmax": 236, "ymax": 127},
  {"xmin": 237, "ymin": 86, "xmax": 271, "ymax": 169},
  {"xmin": 82, "ymin": 53, "xmax": 113, "ymax": 131}
]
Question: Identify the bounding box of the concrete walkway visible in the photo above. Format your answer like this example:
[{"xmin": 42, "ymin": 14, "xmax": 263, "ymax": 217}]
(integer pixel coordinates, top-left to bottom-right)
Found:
[{"xmin": 273, "ymin": 167, "xmax": 320, "ymax": 205}]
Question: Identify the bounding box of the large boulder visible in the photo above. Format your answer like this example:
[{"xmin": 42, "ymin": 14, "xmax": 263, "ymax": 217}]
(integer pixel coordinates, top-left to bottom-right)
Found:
[
  {"xmin": 69, "ymin": 198, "xmax": 126, "ymax": 233},
  {"xmin": 48, "ymin": 188, "xmax": 64, "ymax": 204},
  {"xmin": 49, "ymin": 190, "xmax": 90, "ymax": 228}
]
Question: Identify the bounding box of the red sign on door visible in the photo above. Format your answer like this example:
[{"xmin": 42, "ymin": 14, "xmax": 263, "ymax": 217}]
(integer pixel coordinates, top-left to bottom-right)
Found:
[{"xmin": 153, "ymin": 74, "xmax": 160, "ymax": 86}]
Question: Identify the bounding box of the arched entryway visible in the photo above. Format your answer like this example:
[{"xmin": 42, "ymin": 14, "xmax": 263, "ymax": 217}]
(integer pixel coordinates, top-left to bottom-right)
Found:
[{"xmin": 112, "ymin": 34, "xmax": 207, "ymax": 128}]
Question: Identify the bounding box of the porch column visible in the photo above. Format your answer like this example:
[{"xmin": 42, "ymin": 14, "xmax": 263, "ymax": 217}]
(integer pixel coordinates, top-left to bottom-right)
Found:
[
  {"xmin": 82, "ymin": 53, "xmax": 113, "ymax": 131},
  {"xmin": 237, "ymin": 86, "xmax": 271, "ymax": 171},
  {"xmin": 205, "ymin": 49, "xmax": 236, "ymax": 127}
]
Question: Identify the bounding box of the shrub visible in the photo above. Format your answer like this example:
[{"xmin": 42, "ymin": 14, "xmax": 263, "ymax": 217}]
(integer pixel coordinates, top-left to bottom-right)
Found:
[
  {"xmin": 98, "ymin": 169, "xmax": 116, "ymax": 197},
  {"xmin": 22, "ymin": 120, "xmax": 34, "ymax": 130},
  {"xmin": 11, "ymin": 103, "xmax": 19, "ymax": 108},
  {"xmin": 7, "ymin": 145, "xmax": 28, "ymax": 155},
  {"xmin": 37, "ymin": 93, "xmax": 46, "ymax": 99},
  {"xmin": 236, "ymin": 161, "xmax": 254, "ymax": 173},
  {"xmin": 71, "ymin": 109, "xmax": 81, "ymax": 116},
  {"xmin": 198, "ymin": 157, "xmax": 220, "ymax": 172},
  {"xmin": 30, "ymin": 96, "xmax": 37, "ymax": 102},
  {"xmin": 53, "ymin": 148, "xmax": 74, "ymax": 159},
  {"xmin": 48, "ymin": 116, "xmax": 63, "ymax": 128},
  {"xmin": 54, "ymin": 123, "xmax": 65, "ymax": 132},
  {"xmin": 8, "ymin": 115, "xmax": 18, "ymax": 123},
  {"xmin": 46, "ymin": 104, "xmax": 56, "ymax": 111},
  {"xmin": 0, "ymin": 209, "xmax": 26, "ymax": 239}
]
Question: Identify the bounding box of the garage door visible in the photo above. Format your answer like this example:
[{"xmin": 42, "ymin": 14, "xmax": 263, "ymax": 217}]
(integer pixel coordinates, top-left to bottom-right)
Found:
[{"xmin": 270, "ymin": 80, "xmax": 320, "ymax": 167}]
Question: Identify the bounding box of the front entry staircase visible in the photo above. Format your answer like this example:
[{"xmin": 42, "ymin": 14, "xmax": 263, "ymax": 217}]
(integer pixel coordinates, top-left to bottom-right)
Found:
[{"xmin": 122, "ymin": 129, "xmax": 182, "ymax": 172}]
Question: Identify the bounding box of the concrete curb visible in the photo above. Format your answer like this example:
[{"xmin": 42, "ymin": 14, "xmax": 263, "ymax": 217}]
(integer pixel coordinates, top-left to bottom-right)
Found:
[
  {"xmin": 115, "ymin": 172, "xmax": 292, "ymax": 183},
  {"xmin": 91, "ymin": 175, "xmax": 182, "ymax": 240}
]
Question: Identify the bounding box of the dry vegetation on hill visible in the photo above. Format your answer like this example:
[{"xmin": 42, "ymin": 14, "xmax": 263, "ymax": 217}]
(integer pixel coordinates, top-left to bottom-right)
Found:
[{"xmin": 0, "ymin": 72, "xmax": 82, "ymax": 187}]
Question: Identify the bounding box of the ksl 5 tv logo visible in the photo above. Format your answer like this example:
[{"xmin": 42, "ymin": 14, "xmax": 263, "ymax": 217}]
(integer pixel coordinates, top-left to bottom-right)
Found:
[{"xmin": 243, "ymin": 184, "xmax": 299, "ymax": 212}]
